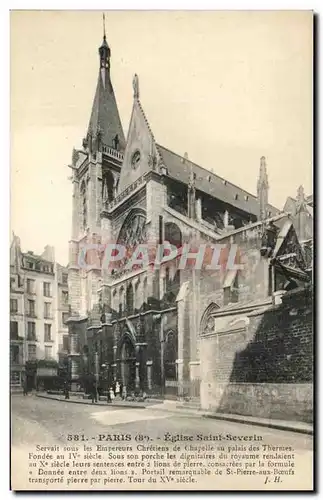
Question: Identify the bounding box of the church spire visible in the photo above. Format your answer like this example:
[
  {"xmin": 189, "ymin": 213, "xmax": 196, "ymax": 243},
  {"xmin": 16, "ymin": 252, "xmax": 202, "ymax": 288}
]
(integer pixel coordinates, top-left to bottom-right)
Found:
[
  {"xmin": 257, "ymin": 156, "xmax": 269, "ymax": 220},
  {"xmin": 84, "ymin": 14, "xmax": 126, "ymax": 152}
]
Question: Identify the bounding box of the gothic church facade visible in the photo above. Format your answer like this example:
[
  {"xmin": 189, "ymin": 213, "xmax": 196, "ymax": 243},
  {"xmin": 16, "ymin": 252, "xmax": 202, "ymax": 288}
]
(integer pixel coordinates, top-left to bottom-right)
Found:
[{"xmin": 67, "ymin": 30, "xmax": 311, "ymax": 400}]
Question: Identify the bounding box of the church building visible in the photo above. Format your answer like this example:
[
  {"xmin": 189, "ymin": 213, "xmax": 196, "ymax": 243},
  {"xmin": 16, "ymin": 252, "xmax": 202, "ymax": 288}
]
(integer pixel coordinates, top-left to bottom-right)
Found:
[{"xmin": 66, "ymin": 26, "xmax": 312, "ymax": 403}]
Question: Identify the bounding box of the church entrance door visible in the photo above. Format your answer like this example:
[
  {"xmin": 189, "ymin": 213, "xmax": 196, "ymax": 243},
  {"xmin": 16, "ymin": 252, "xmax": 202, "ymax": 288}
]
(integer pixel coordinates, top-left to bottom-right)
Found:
[{"xmin": 120, "ymin": 337, "xmax": 136, "ymax": 392}]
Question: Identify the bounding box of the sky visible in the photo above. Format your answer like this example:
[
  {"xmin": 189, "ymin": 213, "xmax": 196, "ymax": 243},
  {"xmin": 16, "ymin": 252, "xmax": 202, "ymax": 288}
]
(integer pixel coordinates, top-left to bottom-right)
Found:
[{"xmin": 10, "ymin": 10, "xmax": 313, "ymax": 265}]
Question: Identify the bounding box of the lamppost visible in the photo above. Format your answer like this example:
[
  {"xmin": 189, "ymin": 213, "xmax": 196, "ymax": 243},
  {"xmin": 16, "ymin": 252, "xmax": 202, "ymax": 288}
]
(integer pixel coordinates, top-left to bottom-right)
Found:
[{"xmin": 153, "ymin": 313, "xmax": 165, "ymax": 398}]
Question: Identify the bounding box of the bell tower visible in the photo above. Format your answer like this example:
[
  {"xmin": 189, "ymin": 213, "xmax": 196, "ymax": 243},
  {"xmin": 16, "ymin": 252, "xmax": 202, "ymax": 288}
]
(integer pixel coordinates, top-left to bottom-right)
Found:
[{"xmin": 67, "ymin": 15, "xmax": 126, "ymax": 387}]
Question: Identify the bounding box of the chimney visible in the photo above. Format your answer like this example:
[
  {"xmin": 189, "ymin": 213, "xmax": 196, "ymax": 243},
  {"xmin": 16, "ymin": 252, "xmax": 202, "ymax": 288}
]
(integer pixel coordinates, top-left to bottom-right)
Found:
[{"xmin": 42, "ymin": 245, "xmax": 55, "ymax": 262}]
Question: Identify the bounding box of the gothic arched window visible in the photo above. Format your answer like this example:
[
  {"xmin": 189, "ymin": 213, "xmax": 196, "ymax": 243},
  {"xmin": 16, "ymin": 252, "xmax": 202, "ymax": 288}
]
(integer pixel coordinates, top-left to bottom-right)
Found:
[
  {"xmin": 164, "ymin": 222, "xmax": 182, "ymax": 248},
  {"xmin": 102, "ymin": 169, "xmax": 115, "ymax": 203},
  {"xmin": 115, "ymin": 209, "xmax": 147, "ymax": 274},
  {"xmin": 126, "ymin": 283, "xmax": 134, "ymax": 316}
]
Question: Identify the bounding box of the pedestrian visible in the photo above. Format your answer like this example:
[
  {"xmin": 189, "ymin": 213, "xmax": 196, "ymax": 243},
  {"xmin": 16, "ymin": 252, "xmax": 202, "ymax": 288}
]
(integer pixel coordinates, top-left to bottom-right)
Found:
[
  {"xmin": 115, "ymin": 380, "xmax": 120, "ymax": 399},
  {"xmin": 64, "ymin": 379, "xmax": 70, "ymax": 400},
  {"xmin": 122, "ymin": 384, "xmax": 127, "ymax": 400},
  {"xmin": 90, "ymin": 374, "xmax": 97, "ymax": 404},
  {"xmin": 23, "ymin": 376, "xmax": 28, "ymax": 396},
  {"xmin": 109, "ymin": 387, "xmax": 115, "ymax": 403}
]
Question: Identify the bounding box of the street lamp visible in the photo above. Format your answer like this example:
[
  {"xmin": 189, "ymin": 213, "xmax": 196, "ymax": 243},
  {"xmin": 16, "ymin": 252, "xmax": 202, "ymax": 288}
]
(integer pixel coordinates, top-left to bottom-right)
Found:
[{"xmin": 153, "ymin": 313, "xmax": 165, "ymax": 398}]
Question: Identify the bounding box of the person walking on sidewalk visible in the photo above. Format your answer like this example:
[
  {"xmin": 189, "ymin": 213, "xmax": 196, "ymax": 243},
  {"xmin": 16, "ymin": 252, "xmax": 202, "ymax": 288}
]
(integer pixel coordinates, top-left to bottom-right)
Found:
[
  {"xmin": 63, "ymin": 379, "xmax": 70, "ymax": 400},
  {"xmin": 23, "ymin": 375, "xmax": 28, "ymax": 396},
  {"xmin": 89, "ymin": 373, "xmax": 97, "ymax": 404},
  {"xmin": 109, "ymin": 387, "xmax": 115, "ymax": 403}
]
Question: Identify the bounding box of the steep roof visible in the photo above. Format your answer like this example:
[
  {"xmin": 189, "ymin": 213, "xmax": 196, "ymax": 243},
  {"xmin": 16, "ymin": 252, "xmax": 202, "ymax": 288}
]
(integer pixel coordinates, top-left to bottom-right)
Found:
[
  {"xmin": 87, "ymin": 68, "xmax": 126, "ymax": 151},
  {"xmin": 157, "ymin": 144, "xmax": 278, "ymax": 217}
]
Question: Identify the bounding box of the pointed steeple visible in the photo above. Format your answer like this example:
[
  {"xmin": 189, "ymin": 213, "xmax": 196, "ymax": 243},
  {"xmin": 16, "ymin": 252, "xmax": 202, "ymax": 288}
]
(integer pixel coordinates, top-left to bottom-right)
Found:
[
  {"xmin": 117, "ymin": 74, "xmax": 163, "ymax": 193},
  {"xmin": 85, "ymin": 15, "xmax": 126, "ymax": 152},
  {"xmin": 257, "ymin": 156, "xmax": 269, "ymax": 220}
]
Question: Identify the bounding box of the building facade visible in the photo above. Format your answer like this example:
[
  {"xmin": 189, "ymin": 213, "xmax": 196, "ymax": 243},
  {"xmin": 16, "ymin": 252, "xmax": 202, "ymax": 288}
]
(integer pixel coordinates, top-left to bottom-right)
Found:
[
  {"xmin": 66, "ymin": 30, "xmax": 313, "ymax": 402},
  {"xmin": 10, "ymin": 235, "xmax": 68, "ymax": 388}
]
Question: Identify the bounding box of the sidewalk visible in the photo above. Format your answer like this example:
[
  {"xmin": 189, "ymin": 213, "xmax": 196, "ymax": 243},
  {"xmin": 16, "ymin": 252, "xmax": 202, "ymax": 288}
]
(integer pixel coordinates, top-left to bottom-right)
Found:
[
  {"xmin": 35, "ymin": 393, "xmax": 313, "ymax": 436},
  {"xmin": 150, "ymin": 400, "xmax": 314, "ymax": 435},
  {"xmin": 35, "ymin": 392, "xmax": 155, "ymax": 409}
]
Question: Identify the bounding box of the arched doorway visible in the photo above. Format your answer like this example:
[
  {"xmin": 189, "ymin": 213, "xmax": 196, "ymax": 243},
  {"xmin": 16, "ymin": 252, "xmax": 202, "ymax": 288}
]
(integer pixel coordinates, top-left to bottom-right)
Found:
[
  {"xmin": 164, "ymin": 330, "xmax": 178, "ymax": 399},
  {"xmin": 120, "ymin": 336, "xmax": 136, "ymax": 392}
]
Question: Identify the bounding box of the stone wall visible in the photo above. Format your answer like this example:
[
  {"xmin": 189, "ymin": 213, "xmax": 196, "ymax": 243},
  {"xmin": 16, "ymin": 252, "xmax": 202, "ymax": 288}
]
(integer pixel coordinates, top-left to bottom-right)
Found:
[{"xmin": 200, "ymin": 287, "xmax": 313, "ymax": 422}]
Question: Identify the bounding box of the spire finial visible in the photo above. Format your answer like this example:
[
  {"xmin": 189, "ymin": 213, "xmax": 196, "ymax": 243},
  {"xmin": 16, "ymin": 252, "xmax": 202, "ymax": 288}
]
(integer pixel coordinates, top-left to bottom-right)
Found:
[
  {"xmin": 258, "ymin": 155, "xmax": 269, "ymax": 188},
  {"xmin": 133, "ymin": 74, "xmax": 139, "ymax": 99},
  {"xmin": 99, "ymin": 13, "xmax": 110, "ymax": 69},
  {"xmin": 103, "ymin": 13, "xmax": 106, "ymax": 39},
  {"xmin": 297, "ymin": 185, "xmax": 305, "ymax": 202}
]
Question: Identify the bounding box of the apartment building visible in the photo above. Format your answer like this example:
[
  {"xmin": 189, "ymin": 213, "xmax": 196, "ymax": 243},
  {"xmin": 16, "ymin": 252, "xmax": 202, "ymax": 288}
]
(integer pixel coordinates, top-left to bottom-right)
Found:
[
  {"xmin": 55, "ymin": 263, "xmax": 69, "ymax": 361},
  {"xmin": 10, "ymin": 235, "xmax": 68, "ymax": 388}
]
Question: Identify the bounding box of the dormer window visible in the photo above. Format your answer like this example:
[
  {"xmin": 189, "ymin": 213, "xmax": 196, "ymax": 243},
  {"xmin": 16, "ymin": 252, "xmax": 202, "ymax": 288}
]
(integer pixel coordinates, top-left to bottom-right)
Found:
[
  {"xmin": 207, "ymin": 175, "xmax": 211, "ymax": 182},
  {"xmin": 245, "ymin": 195, "xmax": 249, "ymax": 201},
  {"xmin": 223, "ymin": 180, "xmax": 227, "ymax": 186},
  {"xmin": 234, "ymin": 194, "xmax": 239, "ymax": 200}
]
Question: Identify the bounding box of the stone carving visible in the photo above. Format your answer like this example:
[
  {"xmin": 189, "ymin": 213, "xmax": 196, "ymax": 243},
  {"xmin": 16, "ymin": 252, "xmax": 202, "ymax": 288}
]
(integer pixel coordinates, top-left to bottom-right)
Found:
[
  {"xmin": 204, "ymin": 316, "xmax": 215, "ymax": 334},
  {"xmin": 260, "ymin": 221, "xmax": 278, "ymax": 258},
  {"xmin": 72, "ymin": 148, "xmax": 79, "ymax": 166},
  {"xmin": 96, "ymin": 126, "xmax": 102, "ymax": 151},
  {"xmin": 148, "ymin": 154, "xmax": 157, "ymax": 169},
  {"xmin": 200, "ymin": 302, "xmax": 220, "ymax": 336},
  {"xmin": 113, "ymin": 134, "xmax": 119, "ymax": 151}
]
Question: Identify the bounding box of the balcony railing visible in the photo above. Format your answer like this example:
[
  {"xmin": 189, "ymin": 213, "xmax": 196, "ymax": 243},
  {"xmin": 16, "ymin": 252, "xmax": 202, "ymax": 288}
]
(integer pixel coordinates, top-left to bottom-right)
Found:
[
  {"xmin": 26, "ymin": 312, "xmax": 37, "ymax": 318},
  {"xmin": 10, "ymin": 334, "xmax": 24, "ymax": 342},
  {"xmin": 101, "ymin": 144, "xmax": 124, "ymax": 162},
  {"xmin": 27, "ymin": 335, "xmax": 38, "ymax": 342}
]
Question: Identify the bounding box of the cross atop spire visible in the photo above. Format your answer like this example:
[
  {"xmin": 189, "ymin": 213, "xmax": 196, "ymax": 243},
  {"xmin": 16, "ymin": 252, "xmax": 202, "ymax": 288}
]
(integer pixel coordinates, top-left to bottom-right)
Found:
[{"xmin": 103, "ymin": 13, "xmax": 106, "ymax": 39}]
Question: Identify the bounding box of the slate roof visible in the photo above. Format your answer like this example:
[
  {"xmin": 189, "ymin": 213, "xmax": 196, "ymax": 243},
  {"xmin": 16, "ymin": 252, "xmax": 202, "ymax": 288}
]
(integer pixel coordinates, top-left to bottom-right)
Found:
[
  {"xmin": 157, "ymin": 144, "xmax": 278, "ymax": 217},
  {"xmin": 88, "ymin": 68, "xmax": 126, "ymax": 151}
]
